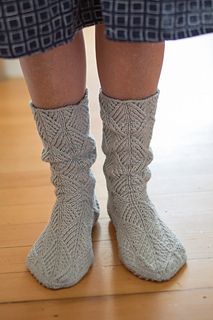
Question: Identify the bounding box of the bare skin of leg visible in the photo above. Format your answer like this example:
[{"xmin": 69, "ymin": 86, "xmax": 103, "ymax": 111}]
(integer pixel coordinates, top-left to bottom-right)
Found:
[
  {"xmin": 95, "ymin": 23, "xmax": 165, "ymax": 99},
  {"xmin": 19, "ymin": 30, "xmax": 86, "ymax": 109}
]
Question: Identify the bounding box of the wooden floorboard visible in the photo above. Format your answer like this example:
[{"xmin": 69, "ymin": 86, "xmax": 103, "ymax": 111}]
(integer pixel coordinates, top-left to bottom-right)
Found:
[{"xmin": 0, "ymin": 289, "xmax": 213, "ymax": 320}]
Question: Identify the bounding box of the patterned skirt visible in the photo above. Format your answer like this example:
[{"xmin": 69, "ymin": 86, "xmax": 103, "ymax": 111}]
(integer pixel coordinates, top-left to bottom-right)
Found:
[{"xmin": 0, "ymin": 0, "xmax": 213, "ymax": 59}]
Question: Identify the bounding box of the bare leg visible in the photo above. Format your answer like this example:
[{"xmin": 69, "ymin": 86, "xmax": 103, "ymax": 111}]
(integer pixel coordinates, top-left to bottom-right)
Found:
[
  {"xmin": 21, "ymin": 30, "xmax": 100, "ymax": 289},
  {"xmin": 95, "ymin": 23, "xmax": 164, "ymax": 99},
  {"xmin": 19, "ymin": 30, "xmax": 86, "ymax": 108},
  {"xmin": 96, "ymin": 24, "xmax": 187, "ymax": 282}
]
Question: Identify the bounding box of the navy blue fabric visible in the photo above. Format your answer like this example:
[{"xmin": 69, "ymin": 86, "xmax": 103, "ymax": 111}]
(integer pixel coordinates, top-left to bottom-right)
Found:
[
  {"xmin": 102, "ymin": 1, "xmax": 213, "ymax": 41},
  {"xmin": 0, "ymin": 0, "xmax": 213, "ymax": 58}
]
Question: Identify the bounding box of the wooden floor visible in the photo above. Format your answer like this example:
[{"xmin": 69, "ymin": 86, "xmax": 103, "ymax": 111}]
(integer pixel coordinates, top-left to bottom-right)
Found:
[{"xmin": 0, "ymin": 28, "xmax": 213, "ymax": 319}]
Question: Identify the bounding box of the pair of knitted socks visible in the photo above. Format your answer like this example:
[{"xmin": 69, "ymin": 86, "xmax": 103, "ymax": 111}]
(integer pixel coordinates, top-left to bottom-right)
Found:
[{"xmin": 26, "ymin": 88, "xmax": 186, "ymax": 289}]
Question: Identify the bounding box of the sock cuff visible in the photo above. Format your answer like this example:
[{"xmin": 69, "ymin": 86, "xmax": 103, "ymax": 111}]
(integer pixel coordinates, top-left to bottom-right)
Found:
[
  {"xmin": 29, "ymin": 88, "xmax": 89, "ymax": 113},
  {"xmin": 98, "ymin": 87, "xmax": 160, "ymax": 104}
]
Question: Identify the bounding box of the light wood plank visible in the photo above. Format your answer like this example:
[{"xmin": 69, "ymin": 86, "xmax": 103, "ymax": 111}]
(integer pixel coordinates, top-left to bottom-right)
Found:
[
  {"xmin": 0, "ymin": 212, "xmax": 212, "ymax": 246},
  {"xmin": 0, "ymin": 288, "xmax": 212, "ymax": 320},
  {"xmin": 0, "ymin": 259, "xmax": 213, "ymax": 303},
  {"xmin": 0, "ymin": 230, "xmax": 213, "ymax": 275}
]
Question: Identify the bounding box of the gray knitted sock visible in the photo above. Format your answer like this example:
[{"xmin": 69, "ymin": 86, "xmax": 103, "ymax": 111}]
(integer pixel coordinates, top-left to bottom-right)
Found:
[
  {"xmin": 99, "ymin": 89, "xmax": 187, "ymax": 281},
  {"xmin": 26, "ymin": 88, "xmax": 100, "ymax": 289}
]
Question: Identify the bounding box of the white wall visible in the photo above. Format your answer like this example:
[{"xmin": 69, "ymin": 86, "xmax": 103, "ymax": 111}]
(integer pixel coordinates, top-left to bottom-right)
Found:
[{"xmin": 0, "ymin": 59, "xmax": 22, "ymax": 79}]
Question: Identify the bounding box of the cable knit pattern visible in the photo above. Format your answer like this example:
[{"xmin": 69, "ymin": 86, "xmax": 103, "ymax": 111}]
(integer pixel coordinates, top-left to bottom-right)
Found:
[
  {"xmin": 26, "ymin": 88, "xmax": 100, "ymax": 289},
  {"xmin": 99, "ymin": 89, "xmax": 187, "ymax": 281}
]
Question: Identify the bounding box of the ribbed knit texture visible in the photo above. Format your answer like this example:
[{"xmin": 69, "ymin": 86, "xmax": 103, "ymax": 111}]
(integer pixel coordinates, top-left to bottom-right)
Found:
[
  {"xmin": 26, "ymin": 88, "xmax": 100, "ymax": 289},
  {"xmin": 99, "ymin": 89, "xmax": 187, "ymax": 281}
]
